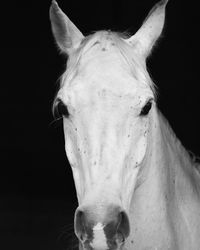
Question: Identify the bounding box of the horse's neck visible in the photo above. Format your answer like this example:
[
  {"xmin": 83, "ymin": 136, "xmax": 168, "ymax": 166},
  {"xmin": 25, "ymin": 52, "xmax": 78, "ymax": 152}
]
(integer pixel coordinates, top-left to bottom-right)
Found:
[
  {"xmin": 128, "ymin": 109, "xmax": 200, "ymax": 248},
  {"xmin": 156, "ymin": 110, "xmax": 199, "ymax": 195},
  {"xmin": 131, "ymin": 109, "xmax": 194, "ymax": 218}
]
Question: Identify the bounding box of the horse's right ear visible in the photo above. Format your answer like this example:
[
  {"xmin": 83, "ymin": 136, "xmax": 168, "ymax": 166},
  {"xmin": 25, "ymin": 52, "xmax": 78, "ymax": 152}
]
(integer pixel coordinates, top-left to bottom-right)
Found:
[
  {"xmin": 125, "ymin": 0, "xmax": 168, "ymax": 59},
  {"xmin": 49, "ymin": 0, "xmax": 84, "ymax": 54}
]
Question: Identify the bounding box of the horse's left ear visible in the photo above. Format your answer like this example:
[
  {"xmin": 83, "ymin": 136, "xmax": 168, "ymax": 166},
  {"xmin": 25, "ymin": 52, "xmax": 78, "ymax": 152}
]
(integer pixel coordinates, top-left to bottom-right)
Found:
[
  {"xmin": 126, "ymin": 0, "xmax": 169, "ymax": 58},
  {"xmin": 49, "ymin": 0, "xmax": 84, "ymax": 54}
]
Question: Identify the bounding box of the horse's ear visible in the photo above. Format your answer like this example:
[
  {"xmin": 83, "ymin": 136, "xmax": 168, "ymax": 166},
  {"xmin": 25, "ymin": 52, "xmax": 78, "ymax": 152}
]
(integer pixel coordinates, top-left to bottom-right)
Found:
[
  {"xmin": 126, "ymin": 0, "xmax": 169, "ymax": 58},
  {"xmin": 49, "ymin": 0, "xmax": 84, "ymax": 54}
]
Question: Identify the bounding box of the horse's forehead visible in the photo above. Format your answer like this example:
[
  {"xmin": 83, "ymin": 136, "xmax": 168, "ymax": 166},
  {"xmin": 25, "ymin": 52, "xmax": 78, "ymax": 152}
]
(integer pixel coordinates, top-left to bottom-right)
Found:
[
  {"xmin": 79, "ymin": 39, "xmax": 138, "ymax": 80},
  {"xmin": 63, "ymin": 73, "xmax": 151, "ymax": 110},
  {"xmin": 72, "ymin": 74, "xmax": 138, "ymax": 99},
  {"xmin": 65, "ymin": 60, "xmax": 148, "ymax": 102},
  {"xmin": 62, "ymin": 34, "xmax": 153, "ymax": 105}
]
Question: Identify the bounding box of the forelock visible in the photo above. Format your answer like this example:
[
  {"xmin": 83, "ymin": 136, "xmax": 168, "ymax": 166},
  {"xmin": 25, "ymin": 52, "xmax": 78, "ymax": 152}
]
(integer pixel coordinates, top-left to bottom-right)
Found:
[{"xmin": 58, "ymin": 31, "xmax": 157, "ymax": 97}]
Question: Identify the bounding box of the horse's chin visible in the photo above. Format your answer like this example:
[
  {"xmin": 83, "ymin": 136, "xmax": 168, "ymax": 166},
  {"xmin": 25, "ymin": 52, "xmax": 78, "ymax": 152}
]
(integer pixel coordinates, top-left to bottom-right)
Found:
[{"xmin": 79, "ymin": 241, "xmax": 125, "ymax": 250}]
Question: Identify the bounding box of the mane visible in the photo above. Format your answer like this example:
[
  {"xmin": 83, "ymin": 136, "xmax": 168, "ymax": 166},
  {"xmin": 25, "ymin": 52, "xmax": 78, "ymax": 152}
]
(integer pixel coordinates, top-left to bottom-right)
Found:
[{"xmin": 158, "ymin": 111, "xmax": 200, "ymax": 174}]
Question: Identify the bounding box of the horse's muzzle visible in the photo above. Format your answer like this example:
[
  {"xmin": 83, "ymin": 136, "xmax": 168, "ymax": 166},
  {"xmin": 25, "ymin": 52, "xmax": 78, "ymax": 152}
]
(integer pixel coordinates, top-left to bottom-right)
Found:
[{"xmin": 74, "ymin": 205, "xmax": 130, "ymax": 249}]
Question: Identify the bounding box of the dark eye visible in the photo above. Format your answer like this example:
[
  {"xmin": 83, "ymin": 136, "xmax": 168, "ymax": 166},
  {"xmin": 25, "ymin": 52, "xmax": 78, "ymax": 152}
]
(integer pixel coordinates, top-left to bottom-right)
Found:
[
  {"xmin": 54, "ymin": 98, "xmax": 69, "ymax": 118},
  {"xmin": 140, "ymin": 100, "xmax": 152, "ymax": 116}
]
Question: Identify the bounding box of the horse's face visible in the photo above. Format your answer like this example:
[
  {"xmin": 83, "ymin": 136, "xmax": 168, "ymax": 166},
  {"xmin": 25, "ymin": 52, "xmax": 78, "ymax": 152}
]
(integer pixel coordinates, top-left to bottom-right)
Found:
[
  {"xmin": 64, "ymin": 49, "xmax": 153, "ymax": 200},
  {"xmin": 50, "ymin": 1, "xmax": 167, "ymax": 249},
  {"xmin": 62, "ymin": 50, "xmax": 154, "ymax": 208},
  {"xmin": 61, "ymin": 44, "xmax": 154, "ymax": 248}
]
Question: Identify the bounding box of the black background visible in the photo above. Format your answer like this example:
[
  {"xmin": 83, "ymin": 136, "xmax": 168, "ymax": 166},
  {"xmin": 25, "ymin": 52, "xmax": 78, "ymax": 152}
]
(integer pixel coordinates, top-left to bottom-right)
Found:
[{"xmin": 1, "ymin": 0, "xmax": 199, "ymax": 249}]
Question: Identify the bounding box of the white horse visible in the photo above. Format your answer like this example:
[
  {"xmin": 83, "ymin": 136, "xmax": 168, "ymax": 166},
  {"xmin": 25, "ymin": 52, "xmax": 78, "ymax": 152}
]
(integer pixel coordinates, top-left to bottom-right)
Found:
[{"xmin": 50, "ymin": 0, "xmax": 200, "ymax": 249}]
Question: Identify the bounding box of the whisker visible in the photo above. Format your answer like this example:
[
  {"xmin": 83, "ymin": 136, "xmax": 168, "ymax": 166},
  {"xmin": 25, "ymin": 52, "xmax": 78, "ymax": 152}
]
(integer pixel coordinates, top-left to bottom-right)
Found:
[
  {"xmin": 57, "ymin": 223, "xmax": 78, "ymax": 250},
  {"xmin": 59, "ymin": 224, "xmax": 74, "ymax": 232},
  {"xmin": 49, "ymin": 117, "xmax": 63, "ymax": 128}
]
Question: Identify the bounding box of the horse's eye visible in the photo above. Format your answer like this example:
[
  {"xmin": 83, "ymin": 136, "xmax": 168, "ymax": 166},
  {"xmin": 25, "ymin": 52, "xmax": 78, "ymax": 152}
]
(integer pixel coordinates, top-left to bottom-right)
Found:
[
  {"xmin": 54, "ymin": 99, "xmax": 69, "ymax": 118},
  {"xmin": 140, "ymin": 100, "xmax": 152, "ymax": 116}
]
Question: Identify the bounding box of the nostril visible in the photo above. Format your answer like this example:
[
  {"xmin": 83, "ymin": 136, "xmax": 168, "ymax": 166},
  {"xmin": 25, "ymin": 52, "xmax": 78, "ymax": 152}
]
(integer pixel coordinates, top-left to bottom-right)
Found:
[
  {"xmin": 117, "ymin": 211, "xmax": 130, "ymax": 240},
  {"xmin": 74, "ymin": 209, "xmax": 86, "ymax": 240}
]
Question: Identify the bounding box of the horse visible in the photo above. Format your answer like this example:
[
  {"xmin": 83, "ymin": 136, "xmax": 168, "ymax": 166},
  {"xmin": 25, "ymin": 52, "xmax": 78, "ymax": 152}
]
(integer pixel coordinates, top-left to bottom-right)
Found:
[{"xmin": 49, "ymin": 0, "xmax": 200, "ymax": 249}]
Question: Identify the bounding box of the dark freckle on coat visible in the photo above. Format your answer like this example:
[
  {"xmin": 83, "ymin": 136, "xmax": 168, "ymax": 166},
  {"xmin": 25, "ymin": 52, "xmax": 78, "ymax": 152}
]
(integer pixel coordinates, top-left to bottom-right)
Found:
[
  {"xmin": 102, "ymin": 47, "xmax": 106, "ymax": 51},
  {"xmin": 131, "ymin": 240, "xmax": 134, "ymax": 244}
]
